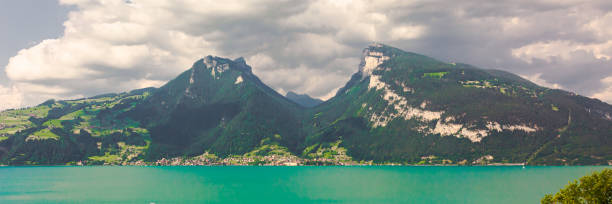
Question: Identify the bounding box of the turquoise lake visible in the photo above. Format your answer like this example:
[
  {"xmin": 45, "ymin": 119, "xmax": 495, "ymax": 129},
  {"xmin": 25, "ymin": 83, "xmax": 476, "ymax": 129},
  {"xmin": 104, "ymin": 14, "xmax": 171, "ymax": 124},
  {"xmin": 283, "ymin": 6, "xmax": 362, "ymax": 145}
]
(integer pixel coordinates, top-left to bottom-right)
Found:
[{"xmin": 0, "ymin": 166, "xmax": 608, "ymax": 203}]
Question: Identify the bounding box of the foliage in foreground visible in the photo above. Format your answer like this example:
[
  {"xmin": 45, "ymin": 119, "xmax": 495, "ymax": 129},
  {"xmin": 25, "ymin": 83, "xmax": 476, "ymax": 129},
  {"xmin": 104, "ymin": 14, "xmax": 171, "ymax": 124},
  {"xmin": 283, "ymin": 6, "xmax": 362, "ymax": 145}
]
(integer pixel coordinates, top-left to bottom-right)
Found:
[{"xmin": 541, "ymin": 169, "xmax": 612, "ymax": 204}]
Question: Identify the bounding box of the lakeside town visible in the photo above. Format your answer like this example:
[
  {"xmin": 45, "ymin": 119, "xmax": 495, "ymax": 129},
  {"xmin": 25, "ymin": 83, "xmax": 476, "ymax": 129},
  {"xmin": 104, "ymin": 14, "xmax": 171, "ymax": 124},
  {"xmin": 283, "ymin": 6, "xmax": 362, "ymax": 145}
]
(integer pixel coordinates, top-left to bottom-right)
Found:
[{"xmin": 69, "ymin": 152, "xmax": 528, "ymax": 167}]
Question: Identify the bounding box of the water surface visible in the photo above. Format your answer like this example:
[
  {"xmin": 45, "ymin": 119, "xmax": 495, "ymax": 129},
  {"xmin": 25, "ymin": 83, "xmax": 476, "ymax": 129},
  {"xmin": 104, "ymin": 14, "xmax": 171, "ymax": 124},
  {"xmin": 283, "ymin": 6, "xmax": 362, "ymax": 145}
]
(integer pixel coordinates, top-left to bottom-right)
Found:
[{"xmin": 0, "ymin": 166, "xmax": 607, "ymax": 203}]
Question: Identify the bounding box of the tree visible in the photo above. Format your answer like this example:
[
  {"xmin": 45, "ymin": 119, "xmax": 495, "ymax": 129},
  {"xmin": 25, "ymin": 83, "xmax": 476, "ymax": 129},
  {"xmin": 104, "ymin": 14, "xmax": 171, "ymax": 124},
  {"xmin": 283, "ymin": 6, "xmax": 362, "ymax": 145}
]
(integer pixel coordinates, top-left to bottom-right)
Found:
[{"xmin": 541, "ymin": 168, "xmax": 611, "ymax": 204}]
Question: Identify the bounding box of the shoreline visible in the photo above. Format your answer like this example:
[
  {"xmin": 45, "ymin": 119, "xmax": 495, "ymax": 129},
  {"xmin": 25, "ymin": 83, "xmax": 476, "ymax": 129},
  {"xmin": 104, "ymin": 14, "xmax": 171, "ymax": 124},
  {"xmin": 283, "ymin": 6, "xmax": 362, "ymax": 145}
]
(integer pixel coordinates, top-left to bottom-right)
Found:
[{"xmin": 4, "ymin": 164, "xmax": 611, "ymax": 167}]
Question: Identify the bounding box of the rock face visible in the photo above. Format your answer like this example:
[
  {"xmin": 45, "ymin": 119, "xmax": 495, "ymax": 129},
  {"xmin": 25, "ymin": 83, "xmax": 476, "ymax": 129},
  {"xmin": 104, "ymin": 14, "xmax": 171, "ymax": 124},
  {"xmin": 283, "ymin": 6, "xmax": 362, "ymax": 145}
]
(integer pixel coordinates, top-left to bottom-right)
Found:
[
  {"xmin": 359, "ymin": 43, "xmax": 390, "ymax": 78},
  {"xmin": 1, "ymin": 44, "xmax": 611, "ymax": 165}
]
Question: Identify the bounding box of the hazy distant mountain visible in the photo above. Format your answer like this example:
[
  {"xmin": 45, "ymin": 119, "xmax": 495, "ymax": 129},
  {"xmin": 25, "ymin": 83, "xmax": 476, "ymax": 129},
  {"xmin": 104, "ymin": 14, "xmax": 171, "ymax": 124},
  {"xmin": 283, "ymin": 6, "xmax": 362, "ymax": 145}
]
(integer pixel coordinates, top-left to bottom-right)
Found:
[
  {"xmin": 285, "ymin": 91, "xmax": 324, "ymax": 108},
  {"xmin": 1, "ymin": 44, "xmax": 610, "ymax": 165}
]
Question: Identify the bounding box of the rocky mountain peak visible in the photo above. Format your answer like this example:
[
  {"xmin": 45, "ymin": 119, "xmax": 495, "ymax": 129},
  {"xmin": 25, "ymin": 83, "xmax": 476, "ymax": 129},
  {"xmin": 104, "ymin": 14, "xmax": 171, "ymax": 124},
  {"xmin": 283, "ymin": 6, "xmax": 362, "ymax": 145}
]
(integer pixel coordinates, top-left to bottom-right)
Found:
[
  {"xmin": 234, "ymin": 57, "xmax": 247, "ymax": 65},
  {"xmin": 195, "ymin": 55, "xmax": 252, "ymax": 74},
  {"xmin": 358, "ymin": 43, "xmax": 390, "ymax": 79},
  {"xmin": 233, "ymin": 57, "xmax": 252, "ymax": 73}
]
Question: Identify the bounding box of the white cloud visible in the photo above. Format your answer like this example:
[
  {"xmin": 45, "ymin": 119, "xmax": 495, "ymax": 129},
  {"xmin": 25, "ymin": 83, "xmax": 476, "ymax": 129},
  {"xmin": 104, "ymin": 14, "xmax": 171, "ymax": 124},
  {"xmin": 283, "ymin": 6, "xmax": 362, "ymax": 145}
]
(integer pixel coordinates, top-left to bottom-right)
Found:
[
  {"xmin": 279, "ymin": 0, "xmax": 422, "ymax": 44},
  {"xmin": 390, "ymin": 25, "xmax": 426, "ymax": 40},
  {"xmin": 247, "ymin": 53, "xmax": 276, "ymax": 71},
  {"xmin": 512, "ymin": 40, "xmax": 612, "ymax": 63},
  {"xmin": 284, "ymin": 33, "xmax": 352, "ymax": 62},
  {"xmin": 585, "ymin": 12, "xmax": 612, "ymax": 39},
  {"xmin": 5, "ymin": 0, "xmax": 218, "ymax": 107},
  {"xmin": 132, "ymin": 79, "xmax": 166, "ymax": 89},
  {"xmin": 592, "ymin": 76, "xmax": 612, "ymax": 104},
  {"xmin": 4, "ymin": 0, "xmax": 612, "ymax": 107},
  {"xmin": 4, "ymin": 0, "xmax": 430, "ymax": 106},
  {"xmin": 0, "ymin": 85, "xmax": 23, "ymax": 110},
  {"xmin": 520, "ymin": 73, "xmax": 564, "ymax": 89},
  {"xmin": 255, "ymin": 62, "xmax": 356, "ymax": 100},
  {"xmin": 16, "ymin": 83, "xmax": 71, "ymax": 95}
]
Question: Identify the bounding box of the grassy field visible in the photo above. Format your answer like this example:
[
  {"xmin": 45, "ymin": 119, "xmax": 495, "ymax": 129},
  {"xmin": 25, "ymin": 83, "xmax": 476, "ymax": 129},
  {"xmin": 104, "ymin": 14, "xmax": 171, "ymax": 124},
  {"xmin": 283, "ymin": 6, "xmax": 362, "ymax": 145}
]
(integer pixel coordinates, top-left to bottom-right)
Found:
[
  {"xmin": 26, "ymin": 129, "xmax": 60, "ymax": 141},
  {"xmin": 423, "ymin": 71, "xmax": 449, "ymax": 79}
]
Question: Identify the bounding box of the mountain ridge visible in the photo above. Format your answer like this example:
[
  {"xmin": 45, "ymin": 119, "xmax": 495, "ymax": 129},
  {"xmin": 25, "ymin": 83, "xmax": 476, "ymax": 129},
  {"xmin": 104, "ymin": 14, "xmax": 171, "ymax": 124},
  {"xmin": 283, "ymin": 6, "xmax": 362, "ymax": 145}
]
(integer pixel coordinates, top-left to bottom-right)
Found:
[
  {"xmin": 1, "ymin": 43, "xmax": 610, "ymax": 165},
  {"xmin": 285, "ymin": 91, "xmax": 324, "ymax": 108}
]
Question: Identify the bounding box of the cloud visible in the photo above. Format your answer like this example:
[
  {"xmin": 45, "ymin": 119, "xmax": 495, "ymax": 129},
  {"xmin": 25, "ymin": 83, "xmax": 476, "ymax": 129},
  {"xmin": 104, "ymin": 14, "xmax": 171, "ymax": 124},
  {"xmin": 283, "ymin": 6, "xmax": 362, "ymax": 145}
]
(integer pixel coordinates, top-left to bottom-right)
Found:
[
  {"xmin": 592, "ymin": 77, "xmax": 612, "ymax": 104},
  {"xmin": 0, "ymin": 85, "xmax": 22, "ymax": 110},
  {"xmin": 4, "ymin": 0, "xmax": 217, "ymax": 108},
  {"xmin": 390, "ymin": 25, "xmax": 426, "ymax": 40},
  {"xmin": 283, "ymin": 33, "xmax": 352, "ymax": 63},
  {"xmin": 520, "ymin": 73, "xmax": 564, "ymax": 89},
  {"xmin": 3, "ymin": 0, "xmax": 612, "ymax": 110},
  {"xmin": 512, "ymin": 40, "xmax": 612, "ymax": 63}
]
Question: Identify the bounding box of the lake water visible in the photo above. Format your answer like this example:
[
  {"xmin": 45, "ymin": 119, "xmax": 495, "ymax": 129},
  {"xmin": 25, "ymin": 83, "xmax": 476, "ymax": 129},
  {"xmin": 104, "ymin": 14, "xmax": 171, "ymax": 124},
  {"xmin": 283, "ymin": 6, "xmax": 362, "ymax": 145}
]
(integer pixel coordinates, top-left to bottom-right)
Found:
[{"xmin": 0, "ymin": 166, "xmax": 607, "ymax": 203}]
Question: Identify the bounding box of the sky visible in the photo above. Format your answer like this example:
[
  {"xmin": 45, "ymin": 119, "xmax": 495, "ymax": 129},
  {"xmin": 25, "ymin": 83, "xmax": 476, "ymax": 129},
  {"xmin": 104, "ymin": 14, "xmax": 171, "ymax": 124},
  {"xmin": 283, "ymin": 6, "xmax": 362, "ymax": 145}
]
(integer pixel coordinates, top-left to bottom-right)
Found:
[{"xmin": 1, "ymin": 0, "xmax": 612, "ymax": 110}]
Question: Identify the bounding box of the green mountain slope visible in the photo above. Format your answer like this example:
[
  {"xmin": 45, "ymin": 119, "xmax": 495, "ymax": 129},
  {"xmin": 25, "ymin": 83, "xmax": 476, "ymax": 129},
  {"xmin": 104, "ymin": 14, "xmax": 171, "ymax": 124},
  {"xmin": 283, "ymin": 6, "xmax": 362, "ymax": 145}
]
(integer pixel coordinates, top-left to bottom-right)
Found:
[
  {"xmin": 126, "ymin": 56, "xmax": 305, "ymax": 160},
  {"xmin": 304, "ymin": 43, "xmax": 612, "ymax": 165},
  {"xmin": 1, "ymin": 44, "xmax": 610, "ymax": 165},
  {"xmin": 0, "ymin": 88, "xmax": 154, "ymax": 165}
]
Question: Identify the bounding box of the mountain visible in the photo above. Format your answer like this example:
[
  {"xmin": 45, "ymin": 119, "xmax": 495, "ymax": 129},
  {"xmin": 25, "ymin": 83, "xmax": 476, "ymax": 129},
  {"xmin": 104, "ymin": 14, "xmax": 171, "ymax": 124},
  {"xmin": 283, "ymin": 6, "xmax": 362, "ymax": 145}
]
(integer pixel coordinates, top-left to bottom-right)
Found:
[
  {"xmin": 0, "ymin": 88, "xmax": 155, "ymax": 164},
  {"xmin": 285, "ymin": 91, "xmax": 324, "ymax": 107},
  {"xmin": 0, "ymin": 56, "xmax": 305, "ymax": 165},
  {"xmin": 303, "ymin": 43, "xmax": 612, "ymax": 165},
  {"xmin": 126, "ymin": 56, "xmax": 304, "ymax": 160},
  {"xmin": 1, "ymin": 44, "xmax": 610, "ymax": 165}
]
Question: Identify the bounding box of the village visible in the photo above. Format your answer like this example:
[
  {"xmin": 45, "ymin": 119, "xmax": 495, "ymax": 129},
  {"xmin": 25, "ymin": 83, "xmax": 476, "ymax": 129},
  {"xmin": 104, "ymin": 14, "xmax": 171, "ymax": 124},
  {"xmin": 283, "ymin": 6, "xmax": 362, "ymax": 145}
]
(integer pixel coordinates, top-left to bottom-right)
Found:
[{"xmin": 144, "ymin": 154, "xmax": 358, "ymax": 166}]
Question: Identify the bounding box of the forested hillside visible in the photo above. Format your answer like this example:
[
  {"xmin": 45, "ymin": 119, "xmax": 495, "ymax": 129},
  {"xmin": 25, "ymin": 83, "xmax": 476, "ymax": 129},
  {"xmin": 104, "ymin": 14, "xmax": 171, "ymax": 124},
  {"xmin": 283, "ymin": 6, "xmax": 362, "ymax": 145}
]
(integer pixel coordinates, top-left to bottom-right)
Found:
[{"xmin": 1, "ymin": 44, "xmax": 610, "ymax": 165}]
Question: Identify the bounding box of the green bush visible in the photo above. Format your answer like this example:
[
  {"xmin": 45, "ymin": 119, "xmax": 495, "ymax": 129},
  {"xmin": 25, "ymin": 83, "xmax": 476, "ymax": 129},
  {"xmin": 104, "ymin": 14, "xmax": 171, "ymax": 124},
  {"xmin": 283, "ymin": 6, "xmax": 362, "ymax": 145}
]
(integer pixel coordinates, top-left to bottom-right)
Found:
[{"xmin": 541, "ymin": 169, "xmax": 611, "ymax": 204}]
